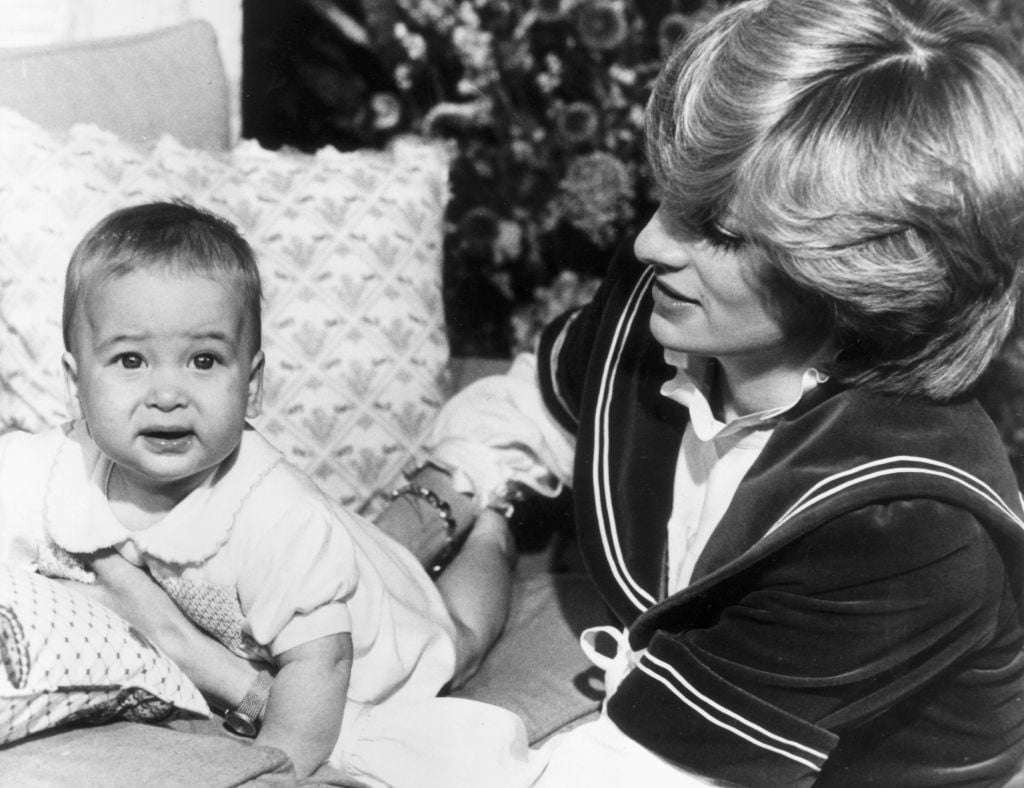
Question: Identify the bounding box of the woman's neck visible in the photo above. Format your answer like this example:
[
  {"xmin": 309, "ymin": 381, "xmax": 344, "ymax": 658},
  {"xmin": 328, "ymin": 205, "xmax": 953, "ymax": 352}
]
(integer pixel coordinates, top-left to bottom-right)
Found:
[{"xmin": 712, "ymin": 342, "xmax": 832, "ymax": 421}]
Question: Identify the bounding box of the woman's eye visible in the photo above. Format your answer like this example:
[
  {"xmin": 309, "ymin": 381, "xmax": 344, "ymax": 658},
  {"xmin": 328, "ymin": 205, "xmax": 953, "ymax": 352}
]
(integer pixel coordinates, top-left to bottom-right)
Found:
[
  {"xmin": 116, "ymin": 353, "xmax": 143, "ymax": 370},
  {"xmin": 193, "ymin": 353, "xmax": 218, "ymax": 371},
  {"xmin": 703, "ymin": 222, "xmax": 745, "ymax": 252}
]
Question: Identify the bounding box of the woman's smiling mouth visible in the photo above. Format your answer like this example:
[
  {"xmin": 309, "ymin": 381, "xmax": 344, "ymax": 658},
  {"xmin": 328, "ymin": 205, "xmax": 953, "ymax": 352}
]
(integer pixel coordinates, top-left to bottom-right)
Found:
[{"xmin": 652, "ymin": 279, "xmax": 700, "ymax": 306}]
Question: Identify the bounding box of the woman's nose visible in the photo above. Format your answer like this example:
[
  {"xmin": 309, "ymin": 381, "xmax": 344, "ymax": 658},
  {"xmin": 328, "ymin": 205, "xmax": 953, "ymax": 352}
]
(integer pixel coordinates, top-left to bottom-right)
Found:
[{"xmin": 633, "ymin": 207, "xmax": 692, "ymax": 271}]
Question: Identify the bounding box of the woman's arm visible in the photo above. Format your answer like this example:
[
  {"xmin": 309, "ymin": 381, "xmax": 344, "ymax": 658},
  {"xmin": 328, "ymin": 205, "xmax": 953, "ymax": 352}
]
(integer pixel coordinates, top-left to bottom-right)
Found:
[
  {"xmin": 375, "ymin": 462, "xmax": 516, "ymax": 686},
  {"xmin": 435, "ymin": 509, "xmax": 516, "ymax": 686},
  {"xmin": 607, "ymin": 502, "xmax": 1009, "ymax": 785},
  {"xmin": 257, "ymin": 633, "xmax": 352, "ymax": 779}
]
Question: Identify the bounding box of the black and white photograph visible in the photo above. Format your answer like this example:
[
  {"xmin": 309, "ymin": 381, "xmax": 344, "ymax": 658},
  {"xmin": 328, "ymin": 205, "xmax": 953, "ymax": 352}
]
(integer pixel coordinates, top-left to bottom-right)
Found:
[{"xmin": 1, "ymin": 1, "xmax": 1024, "ymax": 785}]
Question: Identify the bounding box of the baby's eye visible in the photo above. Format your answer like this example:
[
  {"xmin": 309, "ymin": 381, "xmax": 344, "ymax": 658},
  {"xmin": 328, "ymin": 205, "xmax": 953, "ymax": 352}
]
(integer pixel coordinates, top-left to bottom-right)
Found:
[
  {"xmin": 116, "ymin": 353, "xmax": 144, "ymax": 370},
  {"xmin": 192, "ymin": 353, "xmax": 219, "ymax": 371}
]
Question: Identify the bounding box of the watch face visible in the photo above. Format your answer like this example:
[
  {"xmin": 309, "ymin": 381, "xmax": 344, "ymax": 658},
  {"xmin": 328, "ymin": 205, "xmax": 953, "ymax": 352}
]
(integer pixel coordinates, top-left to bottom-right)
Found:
[{"xmin": 224, "ymin": 710, "xmax": 258, "ymax": 738}]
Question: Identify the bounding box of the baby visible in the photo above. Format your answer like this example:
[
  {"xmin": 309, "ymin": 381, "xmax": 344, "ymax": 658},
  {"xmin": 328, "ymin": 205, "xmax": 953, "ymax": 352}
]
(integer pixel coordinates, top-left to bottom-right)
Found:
[{"xmin": 0, "ymin": 201, "xmax": 521, "ymax": 783}]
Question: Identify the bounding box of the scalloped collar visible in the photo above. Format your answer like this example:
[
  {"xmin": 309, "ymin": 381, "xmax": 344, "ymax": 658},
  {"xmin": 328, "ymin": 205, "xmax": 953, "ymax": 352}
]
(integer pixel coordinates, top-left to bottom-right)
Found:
[{"xmin": 44, "ymin": 422, "xmax": 283, "ymax": 566}]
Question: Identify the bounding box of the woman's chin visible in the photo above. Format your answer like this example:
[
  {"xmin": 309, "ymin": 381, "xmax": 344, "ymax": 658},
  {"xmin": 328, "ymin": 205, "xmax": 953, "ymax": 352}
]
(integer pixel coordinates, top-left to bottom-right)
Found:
[{"xmin": 648, "ymin": 312, "xmax": 705, "ymax": 355}]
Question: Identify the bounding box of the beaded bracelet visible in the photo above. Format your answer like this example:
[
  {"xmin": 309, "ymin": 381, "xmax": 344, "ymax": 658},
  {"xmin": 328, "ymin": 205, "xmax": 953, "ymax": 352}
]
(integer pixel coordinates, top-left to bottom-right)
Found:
[{"xmin": 388, "ymin": 483, "xmax": 458, "ymax": 579}]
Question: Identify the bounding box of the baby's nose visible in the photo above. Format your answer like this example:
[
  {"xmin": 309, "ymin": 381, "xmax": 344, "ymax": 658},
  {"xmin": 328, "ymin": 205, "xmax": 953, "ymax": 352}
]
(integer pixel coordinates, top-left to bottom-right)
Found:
[{"xmin": 146, "ymin": 376, "xmax": 188, "ymax": 410}]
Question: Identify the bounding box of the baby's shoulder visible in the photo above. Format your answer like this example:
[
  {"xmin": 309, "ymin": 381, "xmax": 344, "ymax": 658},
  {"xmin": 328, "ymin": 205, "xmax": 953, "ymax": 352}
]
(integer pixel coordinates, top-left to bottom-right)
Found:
[
  {"xmin": 234, "ymin": 456, "xmax": 336, "ymax": 528},
  {"xmin": 228, "ymin": 430, "xmax": 361, "ymax": 541}
]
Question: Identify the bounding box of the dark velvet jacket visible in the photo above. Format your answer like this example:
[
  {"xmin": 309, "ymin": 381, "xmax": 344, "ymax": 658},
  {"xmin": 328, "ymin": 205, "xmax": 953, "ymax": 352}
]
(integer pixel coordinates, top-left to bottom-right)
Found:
[{"xmin": 536, "ymin": 246, "xmax": 1024, "ymax": 786}]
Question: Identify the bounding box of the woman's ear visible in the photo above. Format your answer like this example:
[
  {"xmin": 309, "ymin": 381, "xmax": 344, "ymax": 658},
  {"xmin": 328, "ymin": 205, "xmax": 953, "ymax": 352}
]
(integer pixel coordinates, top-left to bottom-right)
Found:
[
  {"xmin": 247, "ymin": 350, "xmax": 265, "ymax": 419},
  {"xmin": 62, "ymin": 352, "xmax": 84, "ymax": 420}
]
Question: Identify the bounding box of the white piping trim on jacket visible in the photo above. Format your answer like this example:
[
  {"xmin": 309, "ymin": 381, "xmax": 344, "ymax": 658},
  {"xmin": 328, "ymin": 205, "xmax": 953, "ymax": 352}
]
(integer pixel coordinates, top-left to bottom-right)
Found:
[
  {"xmin": 632, "ymin": 455, "xmax": 1021, "ymax": 773},
  {"xmin": 592, "ymin": 268, "xmax": 658, "ymax": 611},
  {"xmin": 767, "ymin": 456, "xmax": 1024, "ymax": 538},
  {"xmin": 546, "ymin": 310, "xmax": 581, "ymax": 428},
  {"xmin": 639, "ymin": 653, "xmax": 827, "ymax": 771}
]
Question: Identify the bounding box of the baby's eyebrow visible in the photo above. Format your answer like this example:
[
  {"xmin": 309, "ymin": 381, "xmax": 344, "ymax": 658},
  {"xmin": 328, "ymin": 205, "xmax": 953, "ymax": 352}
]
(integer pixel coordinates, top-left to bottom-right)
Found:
[
  {"xmin": 95, "ymin": 331, "xmax": 148, "ymax": 349},
  {"xmin": 188, "ymin": 329, "xmax": 234, "ymax": 344}
]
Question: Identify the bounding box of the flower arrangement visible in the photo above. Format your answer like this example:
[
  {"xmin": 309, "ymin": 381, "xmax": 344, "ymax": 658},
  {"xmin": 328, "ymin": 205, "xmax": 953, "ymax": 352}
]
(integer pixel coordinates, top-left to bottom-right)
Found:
[
  {"xmin": 377, "ymin": 0, "xmax": 1023, "ymax": 360},
  {"xmin": 381, "ymin": 0, "xmax": 727, "ymax": 355},
  {"xmin": 369, "ymin": 0, "xmax": 1024, "ymax": 479}
]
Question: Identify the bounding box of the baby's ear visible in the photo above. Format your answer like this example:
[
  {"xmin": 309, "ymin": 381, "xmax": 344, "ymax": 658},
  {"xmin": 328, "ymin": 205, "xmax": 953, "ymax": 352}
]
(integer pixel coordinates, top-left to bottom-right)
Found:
[
  {"xmin": 246, "ymin": 350, "xmax": 265, "ymax": 419},
  {"xmin": 61, "ymin": 352, "xmax": 84, "ymax": 421}
]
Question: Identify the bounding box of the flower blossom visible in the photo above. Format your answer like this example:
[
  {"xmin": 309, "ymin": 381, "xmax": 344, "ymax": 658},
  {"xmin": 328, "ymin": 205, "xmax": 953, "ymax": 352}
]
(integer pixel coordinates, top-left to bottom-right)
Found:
[{"xmin": 574, "ymin": 0, "xmax": 628, "ymax": 51}]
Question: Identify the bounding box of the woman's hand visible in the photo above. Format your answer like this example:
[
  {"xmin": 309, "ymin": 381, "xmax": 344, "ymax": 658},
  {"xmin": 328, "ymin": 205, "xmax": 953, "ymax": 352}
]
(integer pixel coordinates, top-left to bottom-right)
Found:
[{"xmin": 374, "ymin": 465, "xmax": 478, "ymax": 567}]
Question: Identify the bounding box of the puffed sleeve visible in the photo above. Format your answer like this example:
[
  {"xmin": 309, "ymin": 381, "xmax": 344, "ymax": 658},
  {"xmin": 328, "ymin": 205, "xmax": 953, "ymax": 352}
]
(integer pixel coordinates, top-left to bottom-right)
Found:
[
  {"xmin": 230, "ymin": 488, "xmax": 358, "ymax": 657},
  {"xmin": 607, "ymin": 500, "xmax": 1013, "ymax": 785}
]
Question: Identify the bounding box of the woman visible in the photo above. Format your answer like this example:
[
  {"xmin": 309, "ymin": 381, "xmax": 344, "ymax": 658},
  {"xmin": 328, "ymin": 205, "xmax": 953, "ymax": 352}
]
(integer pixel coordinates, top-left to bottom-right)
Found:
[{"xmin": 417, "ymin": 0, "xmax": 1024, "ymax": 783}]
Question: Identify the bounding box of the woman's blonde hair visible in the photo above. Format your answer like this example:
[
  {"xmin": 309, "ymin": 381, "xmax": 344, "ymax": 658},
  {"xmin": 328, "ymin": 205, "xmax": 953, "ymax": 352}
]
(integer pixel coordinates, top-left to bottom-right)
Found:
[{"xmin": 646, "ymin": 0, "xmax": 1024, "ymax": 400}]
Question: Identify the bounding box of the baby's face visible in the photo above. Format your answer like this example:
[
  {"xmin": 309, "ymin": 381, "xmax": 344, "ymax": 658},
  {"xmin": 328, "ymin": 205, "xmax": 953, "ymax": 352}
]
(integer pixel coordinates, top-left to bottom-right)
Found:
[{"xmin": 63, "ymin": 268, "xmax": 263, "ymax": 506}]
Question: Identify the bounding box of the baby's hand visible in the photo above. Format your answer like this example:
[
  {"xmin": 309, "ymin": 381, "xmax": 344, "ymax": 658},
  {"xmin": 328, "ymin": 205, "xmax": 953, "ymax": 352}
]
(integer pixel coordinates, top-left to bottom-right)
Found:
[
  {"xmin": 82, "ymin": 549, "xmax": 165, "ymax": 624},
  {"xmin": 44, "ymin": 549, "xmax": 137, "ymax": 613},
  {"xmin": 80, "ymin": 549, "xmax": 262, "ymax": 713}
]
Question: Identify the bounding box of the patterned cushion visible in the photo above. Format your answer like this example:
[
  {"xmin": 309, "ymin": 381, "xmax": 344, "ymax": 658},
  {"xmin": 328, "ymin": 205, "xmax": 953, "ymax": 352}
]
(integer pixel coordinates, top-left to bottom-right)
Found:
[
  {"xmin": 0, "ymin": 565, "xmax": 208, "ymax": 744},
  {"xmin": 0, "ymin": 108, "xmax": 450, "ymax": 510}
]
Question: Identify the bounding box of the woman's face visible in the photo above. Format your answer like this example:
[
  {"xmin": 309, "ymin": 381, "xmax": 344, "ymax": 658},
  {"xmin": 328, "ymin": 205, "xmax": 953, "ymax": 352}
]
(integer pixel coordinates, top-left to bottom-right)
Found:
[{"xmin": 634, "ymin": 205, "xmax": 819, "ymax": 366}]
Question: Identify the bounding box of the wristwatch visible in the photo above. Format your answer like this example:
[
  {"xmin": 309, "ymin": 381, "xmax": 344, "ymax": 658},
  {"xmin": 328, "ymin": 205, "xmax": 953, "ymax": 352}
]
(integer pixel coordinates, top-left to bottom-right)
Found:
[{"xmin": 223, "ymin": 669, "xmax": 273, "ymax": 738}]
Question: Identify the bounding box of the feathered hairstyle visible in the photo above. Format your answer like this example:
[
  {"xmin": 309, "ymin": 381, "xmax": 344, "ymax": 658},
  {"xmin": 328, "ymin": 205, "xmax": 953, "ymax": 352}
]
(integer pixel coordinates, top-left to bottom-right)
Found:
[{"xmin": 646, "ymin": 0, "xmax": 1024, "ymax": 400}]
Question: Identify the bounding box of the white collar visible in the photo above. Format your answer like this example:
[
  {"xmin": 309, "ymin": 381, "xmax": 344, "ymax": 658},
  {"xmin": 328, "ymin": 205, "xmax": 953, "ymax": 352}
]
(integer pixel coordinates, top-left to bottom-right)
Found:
[
  {"xmin": 44, "ymin": 422, "xmax": 283, "ymax": 565},
  {"xmin": 660, "ymin": 351, "xmax": 828, "ymax": 442}
]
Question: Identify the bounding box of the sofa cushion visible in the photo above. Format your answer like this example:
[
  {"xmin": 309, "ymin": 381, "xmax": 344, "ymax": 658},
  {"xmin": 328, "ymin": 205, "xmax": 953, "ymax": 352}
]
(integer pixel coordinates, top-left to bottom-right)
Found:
[
  {"xmin": 0, "ymin": 20, "xmax": 230, "ymax": 151},
  {"xmin": 0, "ymin": 717, "xmax": 364, "ymax": 787},
  {"xmin": 0, "ymin": 565, "xmax": 208, "ymax": 745},
  {"xmin": 452, "ymin": 566, "xmax": 605, "ymax": 744},
  {"xmin": 0, "ymin": 108, "xmax": 450, "ymax": 510}
]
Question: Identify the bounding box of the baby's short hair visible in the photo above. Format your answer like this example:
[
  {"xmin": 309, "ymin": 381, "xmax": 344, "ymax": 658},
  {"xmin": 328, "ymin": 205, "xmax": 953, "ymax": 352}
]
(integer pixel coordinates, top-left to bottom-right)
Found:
[
  {"xmin": 63, "ymin": 201, "xmax": 263, "ymax": 353},
  {"xmin": 646, "ymin": 0, "xmax": 1024, "ymax": 400}
]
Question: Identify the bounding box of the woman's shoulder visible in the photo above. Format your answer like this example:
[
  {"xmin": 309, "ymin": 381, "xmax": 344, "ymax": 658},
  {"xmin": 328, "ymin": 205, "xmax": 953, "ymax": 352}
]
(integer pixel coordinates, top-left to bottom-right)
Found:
[
  {"xmin": 716, "ymin": 388, "xmax": 1024, "ymax": 574},
  {"xmin": 775, "ymin": 387, "xmax": 1018, "ymax": 499}
]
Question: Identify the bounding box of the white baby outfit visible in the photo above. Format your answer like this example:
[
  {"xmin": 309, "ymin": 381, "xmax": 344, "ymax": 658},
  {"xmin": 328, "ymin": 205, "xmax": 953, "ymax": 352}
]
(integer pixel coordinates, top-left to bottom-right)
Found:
[{"xmin": 0, "ymin": 422, "xmax": 542, "ymax": 786}]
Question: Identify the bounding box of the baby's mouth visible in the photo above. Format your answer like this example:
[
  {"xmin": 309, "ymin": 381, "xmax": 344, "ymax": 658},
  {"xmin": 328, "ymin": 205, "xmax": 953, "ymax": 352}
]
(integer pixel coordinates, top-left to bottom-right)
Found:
[{"xmin": 141, "ymin": 430, "xmax": 194, "ymax": 454}]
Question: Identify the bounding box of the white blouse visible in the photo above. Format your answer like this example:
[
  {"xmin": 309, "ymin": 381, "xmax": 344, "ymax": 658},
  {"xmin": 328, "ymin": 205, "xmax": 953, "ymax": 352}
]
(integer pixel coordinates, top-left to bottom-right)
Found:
[{"xmin": 427, "ymin": 350, "xmax": 826, "ymax": 592}]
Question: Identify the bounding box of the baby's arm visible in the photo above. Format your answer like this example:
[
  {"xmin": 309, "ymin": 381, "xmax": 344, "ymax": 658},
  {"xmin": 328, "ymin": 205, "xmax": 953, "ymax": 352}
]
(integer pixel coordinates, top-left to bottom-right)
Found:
[
  {"xmin": 76, "ymin": 550, "xmax": 257, "ymax": 711},
  {"xmin": 257, "ymin": 633, "xmax": 353, "ymax": 779}
]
